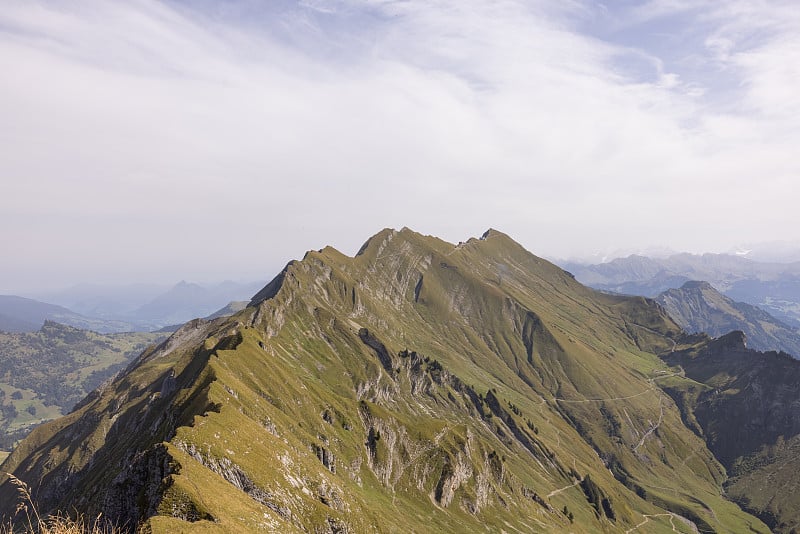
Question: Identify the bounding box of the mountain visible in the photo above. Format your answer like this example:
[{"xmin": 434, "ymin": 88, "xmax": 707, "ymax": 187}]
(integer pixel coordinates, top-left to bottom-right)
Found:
[
  {"xmin": 156, "ymin": 301, "xmax": 250, "ymax": 333},
  {"xmin": 0, "ymin": 322, "xmax": 164, "ymax": 450},
  {"xmin": 129, "ymin": 281, "xmax": 264, "ymax": 328},
  {"xmin": 0, "ymin": 228, "xmax": 777, "ymax": 533},
  {"xmin": 656, "ymin": 281, "xmax": 800, "ymax": 357},
  {"xmin": 204, "ymin": 301, "xmax": 248, "ymax": 320},
  {"xmin": 0, "ymin": 295, "xmax": 138, "ymax": 333},
  {"xmin": 663, "ymin": 331, "xmax": 800, "ymax": 531},
  {"xmin": 35, "ymin": 283, "xmax": 170, "ymax": 320},
  {"xmin": 728, "ymin": 240, "xmax": 800, "ymax": 263},
  {"xmin": 562, "ymin": 253, "xmax": 800, "ymax": 328}
]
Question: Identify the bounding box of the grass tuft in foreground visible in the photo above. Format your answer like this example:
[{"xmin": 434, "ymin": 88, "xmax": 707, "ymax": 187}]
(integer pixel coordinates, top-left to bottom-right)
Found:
[{"xmin": 1, "ymin": 474, "xmax": 124, "ymax": 534}]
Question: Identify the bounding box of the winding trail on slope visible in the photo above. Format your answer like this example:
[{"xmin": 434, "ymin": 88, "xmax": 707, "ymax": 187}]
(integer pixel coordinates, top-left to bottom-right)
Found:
[
  {"xmin": 540, "ymin": 324, "xmax": 689, "ymax": 501},
  {"xmin": 546, "ymin": 477, "xmax": 583, "ymax": 499},
  {"xmin": 555, "ymin": 389, "xmax": 652, "ymax": 404},
  {"xmin": 552, "ymin": 369, "xmax": 682, "ymax": 405},
  {"xmin": 625, "ymin": 512, "xmax": 691, "ymax": 534},
  {"xmin": 633, "ymin": 396, "xmax": 665, "ymax": 453},
  {"xmin": 627, "ymin": 322, "xmax": 678, "ymax": 353}
]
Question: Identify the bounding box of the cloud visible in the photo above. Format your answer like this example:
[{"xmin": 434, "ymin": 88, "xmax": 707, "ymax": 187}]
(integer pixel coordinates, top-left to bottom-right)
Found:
[{"xmin": 0, "ymin": 0, "xmax": 798, "ymax": 290}]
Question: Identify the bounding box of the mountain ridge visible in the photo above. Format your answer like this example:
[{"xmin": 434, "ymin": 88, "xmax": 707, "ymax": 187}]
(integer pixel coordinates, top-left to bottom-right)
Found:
[
  {"xmin": 656, "ymin": 280, "xmax": 800, "ymax": 357},
  {"xmin": 0, "ymin": 228, "xmax": 777, "ymax": 533}
]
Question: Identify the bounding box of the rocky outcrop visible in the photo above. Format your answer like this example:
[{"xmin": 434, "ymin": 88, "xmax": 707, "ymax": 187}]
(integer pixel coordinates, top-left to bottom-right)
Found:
[{"xmin": 102, "ymin": 444, "xmax": 183, "ymax": 526}]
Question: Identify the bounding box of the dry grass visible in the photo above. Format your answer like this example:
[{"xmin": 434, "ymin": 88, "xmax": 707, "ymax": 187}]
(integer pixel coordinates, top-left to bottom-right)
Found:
[{"xmin": 1, "ymin": 473, "xmax": 124, "ymax": 534}]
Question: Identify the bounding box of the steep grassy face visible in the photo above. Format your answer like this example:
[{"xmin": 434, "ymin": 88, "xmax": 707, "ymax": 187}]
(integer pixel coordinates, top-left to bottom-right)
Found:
[
  {"xmin": 0, "ymin": 322, "xmax": 163, "ymax": 450},
  {"xmin": 662, "ymin": 332, "xmax": 800, "ymax": 532},
  {"xmin": 0, "ymin": 229, "xmax": 770, "ymax": 533}
]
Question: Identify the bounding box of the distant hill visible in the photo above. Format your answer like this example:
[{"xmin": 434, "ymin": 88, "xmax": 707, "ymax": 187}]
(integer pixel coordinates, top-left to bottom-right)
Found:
[
  {"xmin": 155, "ymin": 301, "xmax": 249, "ymax": 333},
  {"xmin": 36, "ymin": 283, "xmax": 169, "ymax": 319},
  {"xmin": 656, "ymin": 281, "xmax": 800, "ymax": 357},
  {"xmin": 561, "ymin": 253, "xmax": 800, "ymax": 328},
  {"xmin": 0, "ymin": 312, "xmax": 39, "ymax": 333},
  {"xmin": 130, "ymin": 281, "xmax": 263, "ymax": 327},
  {"xmin": 0, "ymin": 295, "xmax": 137, "ymax": 333},
  {"xmin": 0, "ymin": 321, "xmax": 163, "ymax": 450},
  {"xmin": 32, "ymin": 280, "xmax": 266, "ymax": 331},
  {"xmin": 203, "ymin": 300, "xmax": 248, "ymax": 320}
]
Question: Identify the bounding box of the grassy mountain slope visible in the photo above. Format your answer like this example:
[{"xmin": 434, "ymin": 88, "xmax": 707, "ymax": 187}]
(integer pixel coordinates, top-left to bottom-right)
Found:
[
  {"xmin": 0, "ymin": 229, "xmax": 770, "ymax": 533},
  {"xmin": 657, "ymin": 281, "xmax": 800, "ymax": 357},
  {"xmin": 0, "ymin": 322, "xmax": 163, "ymax": 450}
]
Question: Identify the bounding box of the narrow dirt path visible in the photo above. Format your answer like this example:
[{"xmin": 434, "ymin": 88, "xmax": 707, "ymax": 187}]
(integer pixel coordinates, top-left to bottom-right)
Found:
[
  {"xmin": 625, "ymin": 512, "xmax": 684, "ymax": 533},
  {"xmin": 634, "ymin": 397, "xmax": 664, "ymax": 452},
  {"xmin": 555, "ymin": 389, "xmax": 651, "ymax": 403},
  {"xmin": 546, "ymin": 477, "xmax": 582, "ymax": 499}
]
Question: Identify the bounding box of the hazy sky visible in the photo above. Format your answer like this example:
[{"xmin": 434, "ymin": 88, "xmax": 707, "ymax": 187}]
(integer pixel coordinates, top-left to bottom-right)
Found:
[{"xmin": 2, "ymin": 0, "xmax": 799, "ymax": 291}]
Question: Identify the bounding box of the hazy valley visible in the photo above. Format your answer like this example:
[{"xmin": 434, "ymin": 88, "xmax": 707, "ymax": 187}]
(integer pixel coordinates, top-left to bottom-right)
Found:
[{"xmin": 1, "ymin": 281, "xmax": 265, "ymax": 335}]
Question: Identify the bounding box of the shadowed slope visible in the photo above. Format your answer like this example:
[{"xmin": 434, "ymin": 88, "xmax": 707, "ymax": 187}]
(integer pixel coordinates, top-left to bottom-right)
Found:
[{"xmin": 663, "ymin": 331, "xmax": 800, "ymax": 532}]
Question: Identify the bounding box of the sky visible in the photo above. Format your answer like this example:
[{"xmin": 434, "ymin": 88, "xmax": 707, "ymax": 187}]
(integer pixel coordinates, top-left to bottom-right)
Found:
[{"xmin": 1, "ymin": 0, "xmax": 799, "ymax": 292}]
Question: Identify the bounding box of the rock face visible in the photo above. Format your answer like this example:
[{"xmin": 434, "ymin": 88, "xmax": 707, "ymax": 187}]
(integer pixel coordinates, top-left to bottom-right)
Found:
[
  {"xmin": 0, "ymin": 228, "xmax": 781, "ymax": 533},
  {"xmin": 657, "ymin": 280, "xmax": 800, "ymax": 357},
  {"xmin": 663, "ymin": 333, "xmax": 800, "ymax": 532}
]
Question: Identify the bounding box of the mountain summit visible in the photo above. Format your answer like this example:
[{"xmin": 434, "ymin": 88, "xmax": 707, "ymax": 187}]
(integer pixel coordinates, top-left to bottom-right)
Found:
[{"xmin": 0, "ymin": 229, "xmax": 781, "ymax": 532}]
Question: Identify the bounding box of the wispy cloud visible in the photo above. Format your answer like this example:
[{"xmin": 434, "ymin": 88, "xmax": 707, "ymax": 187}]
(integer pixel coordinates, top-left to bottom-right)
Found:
[{"xmin": 0, "ymin": 0, "xmax": 798, "ymax": 289}]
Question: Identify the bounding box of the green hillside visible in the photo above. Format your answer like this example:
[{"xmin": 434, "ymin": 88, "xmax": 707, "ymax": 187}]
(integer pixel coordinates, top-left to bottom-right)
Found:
[
  {"xmin": 0, "ymin": 229, "xmax": 773, "ymax": 533},
  {"xmin": 0, "ymin": 322, "xmax": 163, "ymax": 450}
]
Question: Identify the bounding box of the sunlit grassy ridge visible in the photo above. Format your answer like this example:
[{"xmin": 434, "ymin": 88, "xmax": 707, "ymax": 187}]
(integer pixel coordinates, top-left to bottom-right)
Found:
[{"xmin": 0, "ymin": 229, "xmax": 770, "ymax": 532}]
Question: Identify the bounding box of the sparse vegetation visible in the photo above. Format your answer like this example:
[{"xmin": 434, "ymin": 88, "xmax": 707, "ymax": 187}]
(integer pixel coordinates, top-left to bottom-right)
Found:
[{"xmin": 1, "ymin": 474, "xmax": 123, "ymax": 534}]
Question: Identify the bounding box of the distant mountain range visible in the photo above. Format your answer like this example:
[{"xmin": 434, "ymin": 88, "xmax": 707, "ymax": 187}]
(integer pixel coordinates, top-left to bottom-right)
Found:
[
  {"xmin": 656, "ymin": 281, "xmax": 800, "ymax": 357},
  {"xmin": 561, "ymin": 253, "xmax": 800, "ymax": 328},
  {"xmin": 726, "ymin": 240, "xmax": 800, "ymax": 263},
  {"xmin": 1, "ymin": 280, "xmax": 266, "ymax": 333},
  {"xmin": 129, "ymin": 281, "xmax": 263, "ymax": 327},
  {"xmin": 0, "ymin": 295, "xmax": 137, "ymax": 333}
]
